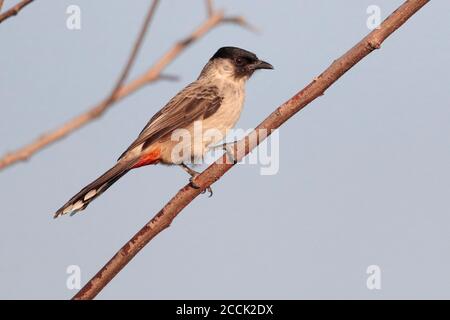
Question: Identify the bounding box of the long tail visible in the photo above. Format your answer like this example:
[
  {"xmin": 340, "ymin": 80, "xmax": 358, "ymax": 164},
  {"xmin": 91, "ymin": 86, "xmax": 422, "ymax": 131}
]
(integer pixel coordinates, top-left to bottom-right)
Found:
[{"xmin": 54, "ymin": 161, "xmax": 131, "ymax": 218}]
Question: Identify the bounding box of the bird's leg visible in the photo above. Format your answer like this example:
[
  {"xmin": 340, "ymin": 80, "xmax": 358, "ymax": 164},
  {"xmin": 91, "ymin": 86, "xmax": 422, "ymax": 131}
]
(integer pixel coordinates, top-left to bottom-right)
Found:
[
  {"xmin": 179, "ymin": 163, "xmax": 213, "ymax": 197},
  {"xmin": 210, "ymin": 141, "xmax": 238, "ymax": 164},
  {"xmin": 179, "ymin": 162, "xmax": 200, "ymax": 177}
]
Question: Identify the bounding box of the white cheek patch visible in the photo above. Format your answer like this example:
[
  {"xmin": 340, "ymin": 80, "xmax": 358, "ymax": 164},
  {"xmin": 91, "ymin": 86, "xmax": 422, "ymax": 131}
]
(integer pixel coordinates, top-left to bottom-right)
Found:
[
  {"xmin": 222, "ymin": 64, "xmax": 232, "ymax": 72},
  {"xmin": 215, "ymin": 61, "xmax": 235, "ymax": 80}
]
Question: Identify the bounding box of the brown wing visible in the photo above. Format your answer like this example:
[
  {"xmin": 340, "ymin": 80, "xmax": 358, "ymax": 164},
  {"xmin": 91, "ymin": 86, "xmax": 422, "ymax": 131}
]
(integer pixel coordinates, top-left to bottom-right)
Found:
[{"xmin": 118, "ymin": 82, "xmax": 223, "ymax": 160}]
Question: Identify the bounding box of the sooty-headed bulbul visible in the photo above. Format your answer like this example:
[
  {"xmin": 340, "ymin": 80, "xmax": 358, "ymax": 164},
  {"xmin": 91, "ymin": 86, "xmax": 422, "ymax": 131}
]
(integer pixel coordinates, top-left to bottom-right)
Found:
[{"xmin": 55, "ymin": 47, "xmax": 273, "ymax": 218}]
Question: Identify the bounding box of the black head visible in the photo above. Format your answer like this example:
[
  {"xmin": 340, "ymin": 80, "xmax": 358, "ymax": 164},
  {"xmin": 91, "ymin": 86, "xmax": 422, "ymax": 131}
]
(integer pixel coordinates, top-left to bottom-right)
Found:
[{"xmin": 210, "ymin": 46, "xmax": 273, "ymax": 79}]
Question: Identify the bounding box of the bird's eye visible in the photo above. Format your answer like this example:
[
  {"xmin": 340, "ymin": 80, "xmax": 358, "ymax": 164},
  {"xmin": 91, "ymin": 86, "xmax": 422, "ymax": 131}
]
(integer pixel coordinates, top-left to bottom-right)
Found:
[{"xmin": 235, "ymin": 57, "xmax": 244, "ymax": 66}]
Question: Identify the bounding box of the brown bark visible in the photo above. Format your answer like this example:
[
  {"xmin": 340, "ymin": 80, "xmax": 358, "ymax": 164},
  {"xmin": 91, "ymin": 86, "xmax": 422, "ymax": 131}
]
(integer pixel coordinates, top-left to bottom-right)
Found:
[{"xmin": 0, "ymin": 0, "xmax": 34, "ymax": 24}]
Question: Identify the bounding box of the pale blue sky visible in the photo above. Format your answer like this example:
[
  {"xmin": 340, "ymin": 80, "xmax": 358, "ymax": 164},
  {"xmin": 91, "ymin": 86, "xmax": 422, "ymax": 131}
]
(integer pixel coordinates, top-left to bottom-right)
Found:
[{"xmin": 1, "ymin": 0, "xmax": 449, "ymax": 299}]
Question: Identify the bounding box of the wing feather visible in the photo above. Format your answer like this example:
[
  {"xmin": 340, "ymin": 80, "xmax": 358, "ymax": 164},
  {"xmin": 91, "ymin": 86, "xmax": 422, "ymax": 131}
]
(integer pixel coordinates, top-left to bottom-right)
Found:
[{"xmin": 118, "ymin": 82, "xmax": 223, "ymax": 160}]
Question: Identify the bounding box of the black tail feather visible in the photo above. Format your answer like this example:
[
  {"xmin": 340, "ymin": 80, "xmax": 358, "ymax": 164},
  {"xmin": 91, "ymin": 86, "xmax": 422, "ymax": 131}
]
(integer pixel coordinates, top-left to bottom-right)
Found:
[{"xmin": 54, "ymin": 162, "xmax": 130, "ymax": 218}]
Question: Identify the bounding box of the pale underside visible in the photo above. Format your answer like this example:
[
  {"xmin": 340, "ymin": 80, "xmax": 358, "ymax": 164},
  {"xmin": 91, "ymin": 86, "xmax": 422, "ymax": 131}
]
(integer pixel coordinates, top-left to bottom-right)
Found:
[{"xmin": 121, "ymin": 59, "xmax": 247, "ymax": 165}]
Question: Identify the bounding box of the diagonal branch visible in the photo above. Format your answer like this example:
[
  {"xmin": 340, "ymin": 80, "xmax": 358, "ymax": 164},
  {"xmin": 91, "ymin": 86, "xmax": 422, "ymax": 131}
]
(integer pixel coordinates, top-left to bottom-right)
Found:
[
  {"xmin": 0, "ymin": 10, "xmax": 252, "ymax": 171},
  {"xmin": 0, "ymin": 0, "xmax": 34, "ymax": 24},
  {"xmin": 72, "ymin": 0, "xmax": 430, "ymax": 300}
]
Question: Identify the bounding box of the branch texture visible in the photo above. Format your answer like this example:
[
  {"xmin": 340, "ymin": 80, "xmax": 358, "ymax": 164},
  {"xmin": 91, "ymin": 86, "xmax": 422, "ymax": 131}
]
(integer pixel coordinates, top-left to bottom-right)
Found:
[
  {"xmin": 0, "ymin": 10, "xmax": 250, "ymax": 171},
  {"xmin": 72, "ymin": 0, "xmax": 430, "ymax": 300},
  {"xmin": 0, "ymin": 0, "xmax": 34, "ymax": 24}
]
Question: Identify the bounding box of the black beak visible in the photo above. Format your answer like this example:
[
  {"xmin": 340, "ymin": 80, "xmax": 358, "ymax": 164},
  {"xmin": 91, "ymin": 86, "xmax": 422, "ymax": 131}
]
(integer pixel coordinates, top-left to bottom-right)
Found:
[{"xmin": 252, "ymin": 60, "xmax": 274, "ymax": 70}]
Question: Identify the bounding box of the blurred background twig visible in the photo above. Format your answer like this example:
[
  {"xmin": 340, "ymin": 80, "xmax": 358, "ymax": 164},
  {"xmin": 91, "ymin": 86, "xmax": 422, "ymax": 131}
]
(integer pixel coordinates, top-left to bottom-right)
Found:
[
  {"xmin": 0, "ymin": 0, "xmax": 34, "ymax": 24},
  {"xmin": 0, "ymin": 2, "xmax": 253, "ymax": 171}
]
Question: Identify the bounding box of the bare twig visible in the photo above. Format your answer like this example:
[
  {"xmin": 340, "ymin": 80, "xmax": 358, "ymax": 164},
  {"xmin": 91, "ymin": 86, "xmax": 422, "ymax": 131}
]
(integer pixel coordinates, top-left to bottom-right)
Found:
[
  {"xmin": 0, "ymin": 0, "xmax": 5, "ymax": 13},
  {"xmin": 222, "ymin": 15, "xmax": 259, "ymax": 33},
  {"xmin": 0, "ymin": 0, "xmax": 34, "ymax": 24},
  {"xmin": 104, "ymin": 0, "xmax": 159, "ymax": 106},
  {"xmin": 72, "ymin": 0, "xmax": 430, "ymax": 300},
  {"xmin": 205, "ymin": 0, "xmax": 214, "ymax": 17},
  {"xmin": 0, "ymin": 11, "xmax": 251, "ymax": 171}
]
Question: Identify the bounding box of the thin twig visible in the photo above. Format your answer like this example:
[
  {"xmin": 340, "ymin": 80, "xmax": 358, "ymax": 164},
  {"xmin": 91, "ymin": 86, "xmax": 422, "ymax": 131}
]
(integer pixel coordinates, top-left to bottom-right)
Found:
[
  {"xmin": 104, "ymin": 0, "xmax": 160, "ymax": 106},
  {"xmin": 0, "ymin": 0, "xmax": 5, "ymax": 13},
  {"xmin": 0, "ymin": 0, "xmax": 34, "ymax": 24},
  {"xmin": 205, "ymin": 0, "xmax": 213, "ymax": 17},
  {"xmin": 0, "ymin": 11, "xmax": 251, "ymax": 171},
  {"xmin": 72, "ymin": 0, "xmax": 430, "ymax": 300},
  {"xmin": 222, "ymin": 16, "xmax": 259, "ymax": 33}
]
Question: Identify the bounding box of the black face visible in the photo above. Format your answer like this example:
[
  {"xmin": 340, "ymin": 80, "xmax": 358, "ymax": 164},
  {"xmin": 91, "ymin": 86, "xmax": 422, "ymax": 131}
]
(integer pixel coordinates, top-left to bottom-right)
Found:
[{"xmin": 211, "ymin": 46, "xmax": 273, "ymax": 78}]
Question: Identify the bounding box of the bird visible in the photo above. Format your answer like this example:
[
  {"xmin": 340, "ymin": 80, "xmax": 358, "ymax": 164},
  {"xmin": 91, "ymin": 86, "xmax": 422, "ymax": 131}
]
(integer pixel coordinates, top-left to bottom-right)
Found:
[{"xmin": 54, "ymin": 46, "xmax": 273, "ymax": 218}]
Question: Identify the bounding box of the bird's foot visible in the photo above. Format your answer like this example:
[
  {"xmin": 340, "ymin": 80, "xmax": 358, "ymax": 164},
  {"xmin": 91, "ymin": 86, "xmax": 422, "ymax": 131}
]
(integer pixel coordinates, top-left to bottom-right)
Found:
[
  {"xmin": 211, "ymin": 142, "xmax": 238, "ymax": 164},
  {"xmin": 180, "ymin": 163, "xmax": 213, "ymax": 197},
  {"xmin": 223, "ymin": 144, "xmax": 238, "ymax": 165},
  {"xmin": 189, "ymin": 175, "xmax": 213, "ymax": 197}
]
